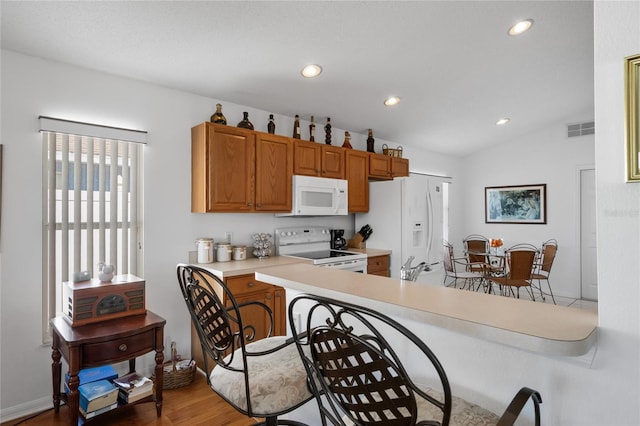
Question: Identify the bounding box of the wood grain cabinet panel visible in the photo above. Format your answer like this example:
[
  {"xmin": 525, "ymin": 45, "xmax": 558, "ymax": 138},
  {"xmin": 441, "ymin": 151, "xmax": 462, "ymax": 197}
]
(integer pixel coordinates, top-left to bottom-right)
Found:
[
  {"xmin": 367, "ymin": 255, "xmax": 390, "ymax": 277},
  {"xmin": 321, "ymin": 145, "xmax": 345, "ymax": 178},
  {"xmin": 345, "ymin": 150, "xmax": 369, "ymax": 213},
  {"xmin": 294, "ymin": 140, "xmax": 345, "ymax": 179},
  {"xmin": 391, "ymin": 157, "xmax": 409, "ymax": 177},
  {"xmin": 255, "ymin": 133, "xmax": 293, "ymax": 211},
  {"xmin": 369, "ymin": 153, "xmax": 393, "ymax": 180},
  {"xmin": 192, "ymin": 122, "xmax": 292, "ymax": 213},
  {"xmin": 192, "ymin": 123, "xmax": 255, "ymax": 212},
  {"xmin": 190, "ymin": 273, "xmax": 286, "ymax": 374}
]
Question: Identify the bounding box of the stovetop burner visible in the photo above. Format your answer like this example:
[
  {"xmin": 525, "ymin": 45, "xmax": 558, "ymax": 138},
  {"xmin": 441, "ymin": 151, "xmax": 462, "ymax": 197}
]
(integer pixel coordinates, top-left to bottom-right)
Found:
[
  {"xmin": 287, "ymin": 249, "xmax": 363, "ymax": 260},
  {"xmin": 274, "ymin": 226, "xmax": 367, "ymax": 267}
]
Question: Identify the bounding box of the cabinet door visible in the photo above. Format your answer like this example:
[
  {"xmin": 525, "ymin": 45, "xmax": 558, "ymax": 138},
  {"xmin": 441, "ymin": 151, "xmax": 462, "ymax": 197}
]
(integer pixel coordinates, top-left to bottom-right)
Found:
[
  {"xmin": 273, "ymin": 287, "xmax": 286, "ymax": 336},
  {"xmin": 367, "ymin": 255, "xmax": 390, "ymax": 277},
  {"xmin": 202, "ymin": 123, "xmax": 255, "ymax": 212},
  {"xmin": 391, "ymin": 157, "xmax": 409, "ymax": 177},
  {"xmin": 293, "ymin": 140, "xmax": 321, "ymax": 176},
  {"xmin": 255, "ymin": 133, "xmax": 293, "ymax": 211},
  {"xmin": 369, "ymin": 153, "xmax": 392, "ymax": 180},
  {"xmin": 321, "ymin": 145, "xmax": 345, "ymax": 179},
  {"xmin": 346, "ymin": 150, "xmax": 369, "ymax": 212},
  {"xmin": 230, "ymin": 290, "xmax": 274, "ymax": 342}
]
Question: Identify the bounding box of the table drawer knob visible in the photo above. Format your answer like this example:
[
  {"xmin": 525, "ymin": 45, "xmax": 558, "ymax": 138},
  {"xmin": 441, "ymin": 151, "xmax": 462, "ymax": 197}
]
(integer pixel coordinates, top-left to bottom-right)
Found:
[{"xmin": 119, "ymin": 343, "xmax": 128, "ymax": 352}]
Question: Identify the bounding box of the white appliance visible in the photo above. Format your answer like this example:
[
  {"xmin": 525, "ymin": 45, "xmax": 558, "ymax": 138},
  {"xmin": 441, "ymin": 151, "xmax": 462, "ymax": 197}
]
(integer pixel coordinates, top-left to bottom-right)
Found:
[
  {"xmin": 276, "ymin": 175, "xmax": 348, "ymax": 216},
  {"xmin": 275, "ymin": 226, "xmax": 367, "ymax": 273},
  {"xmin": 356, "ymin": 172, "xmax": 449, "ymax": 284}
]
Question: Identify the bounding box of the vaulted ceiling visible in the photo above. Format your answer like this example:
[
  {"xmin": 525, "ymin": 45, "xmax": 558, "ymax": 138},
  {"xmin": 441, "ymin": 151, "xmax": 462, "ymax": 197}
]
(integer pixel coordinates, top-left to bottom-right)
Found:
[{"xmin": 1, "ymin": 1, "xmax": 594, "ymax": 156}]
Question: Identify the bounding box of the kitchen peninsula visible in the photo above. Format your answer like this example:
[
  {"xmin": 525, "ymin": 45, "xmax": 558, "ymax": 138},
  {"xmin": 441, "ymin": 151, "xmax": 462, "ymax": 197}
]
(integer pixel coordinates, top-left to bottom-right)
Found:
[{"xmin": 256, "ymin": 263, "xmax": 598, "ymax": 357}]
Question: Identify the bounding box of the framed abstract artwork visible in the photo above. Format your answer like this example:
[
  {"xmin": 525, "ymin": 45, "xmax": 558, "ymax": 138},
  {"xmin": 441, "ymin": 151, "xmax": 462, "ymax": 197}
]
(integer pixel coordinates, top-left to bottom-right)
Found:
[{"xmin": 485, "ymin": 184, "xmax": 547, "ymax": 224}]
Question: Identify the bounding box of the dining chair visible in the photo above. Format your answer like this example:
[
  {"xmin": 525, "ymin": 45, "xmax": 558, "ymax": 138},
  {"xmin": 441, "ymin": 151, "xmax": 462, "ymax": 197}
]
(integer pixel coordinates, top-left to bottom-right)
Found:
[
  {"xmin": 176, "ymin": 264, "xmax": 312, "ymax": 426},
  {"xmin": 531, "ymin": 239, "xmax": 558, "ymax": 304},
  {"xmin": 442, "ymin": 241, "xmax": 486, "ymax": 291},
  {"xmin": 289, "ymin": 293, "xmax": 542, "ymax": 425},
  {"xmin": 487, "ymin": 244, "xmax": 539, "ymax": 300},
  {"xmin": 462, "ymin": 234, "xmax": 490, "ymax": 273}
]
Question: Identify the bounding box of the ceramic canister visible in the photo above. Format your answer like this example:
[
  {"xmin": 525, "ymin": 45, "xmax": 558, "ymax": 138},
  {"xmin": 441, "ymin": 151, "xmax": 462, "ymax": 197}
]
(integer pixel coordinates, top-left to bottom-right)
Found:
[
  {"xmin": 216, "ymin": 243, "xmax": 232, "ymax": 262},
  {"xmin": 196, "ymin": 238, "xmax": 214, "ymax": 263},
  {"xmin": 232, "ymin": 245, "xmax": 246, "ymax": 261}
]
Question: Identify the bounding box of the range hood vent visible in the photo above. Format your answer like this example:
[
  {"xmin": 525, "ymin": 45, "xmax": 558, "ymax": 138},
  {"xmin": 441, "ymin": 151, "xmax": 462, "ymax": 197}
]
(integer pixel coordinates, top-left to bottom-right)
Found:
[{"xmin": 567, "ymin": 121, "xmax": 595, "ymax": 137}]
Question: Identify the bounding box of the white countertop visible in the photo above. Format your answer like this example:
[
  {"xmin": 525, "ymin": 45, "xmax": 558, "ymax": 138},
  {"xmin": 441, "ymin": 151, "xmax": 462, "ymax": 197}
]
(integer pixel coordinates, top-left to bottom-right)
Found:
[
  {"xmin": 194, "ymin": 256, "xmax": 308, "ymax": 278},
  {"xmin": 255, "ymin": 263, "xmax": 598, "ymax": 357},
  {"xmin": 194, "ymin": 249, "xmax": 390, "ymax": 278}
]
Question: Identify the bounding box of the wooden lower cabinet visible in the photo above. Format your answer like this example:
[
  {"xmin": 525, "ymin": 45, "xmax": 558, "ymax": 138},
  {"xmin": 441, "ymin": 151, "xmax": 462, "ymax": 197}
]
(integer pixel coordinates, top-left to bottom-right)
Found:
[
  {"xmin": 367, "ymin": 255, "xmax": 390, "ymax": 277},
  {"xmin": 190, "ymin": 273, "xmax": 286, "ymax": 374}
]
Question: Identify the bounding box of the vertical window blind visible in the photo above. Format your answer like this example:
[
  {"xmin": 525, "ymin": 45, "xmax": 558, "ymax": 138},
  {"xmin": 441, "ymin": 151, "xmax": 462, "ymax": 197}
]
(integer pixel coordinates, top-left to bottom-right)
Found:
[{"xmin": 40, "ymin": 117, "xmax": 146, "ymax": 341}]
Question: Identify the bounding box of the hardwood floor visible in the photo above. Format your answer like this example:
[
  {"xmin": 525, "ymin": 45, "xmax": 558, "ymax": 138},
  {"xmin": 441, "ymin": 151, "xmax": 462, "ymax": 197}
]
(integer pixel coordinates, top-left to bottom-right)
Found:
[{"xmin": 3, "ymin": 372, "xmax": 260, "ymax": 426}]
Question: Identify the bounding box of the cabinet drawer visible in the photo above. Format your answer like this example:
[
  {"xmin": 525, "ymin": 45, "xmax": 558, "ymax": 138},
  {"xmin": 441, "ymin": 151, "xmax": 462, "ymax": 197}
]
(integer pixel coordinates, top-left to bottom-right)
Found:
[
  {"xmin": 226, "ymin": 275, "xmax": 272, "ymax": 296},
  {"xmin": 82, "ymin": 328, "xmax": 155, "ymax": 364},
  {"xmin": 367, "ymin": 255, "xmax": 389, "ymax": 274}
]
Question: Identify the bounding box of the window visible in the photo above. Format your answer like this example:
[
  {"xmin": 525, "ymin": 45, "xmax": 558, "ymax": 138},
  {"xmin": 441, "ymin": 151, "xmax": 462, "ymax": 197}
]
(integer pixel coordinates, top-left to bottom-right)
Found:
[{"xmin": 40, "ymin": 117, "xmax": 146, "ymax": 341}]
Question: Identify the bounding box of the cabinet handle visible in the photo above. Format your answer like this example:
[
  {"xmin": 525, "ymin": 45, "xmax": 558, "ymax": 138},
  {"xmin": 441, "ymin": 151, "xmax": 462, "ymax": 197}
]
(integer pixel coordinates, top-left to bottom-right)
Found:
[
  {"xmin": 266, "ymin": 294, "xmax": 272, "ymax": 300},
  {"xmin": 257, "ymin": 203, "xmax": 262, "ymax": 208},
  {"xmin": 248, "ymin": 282, "xmax": 255, "ymax": 287},
  {"xmin": 247, "ymin": 203, "xmax": 252, "ymax": 207},
  {"xmin": 118, "ymin": 344, "xmax": 128, "ymax": 352}
]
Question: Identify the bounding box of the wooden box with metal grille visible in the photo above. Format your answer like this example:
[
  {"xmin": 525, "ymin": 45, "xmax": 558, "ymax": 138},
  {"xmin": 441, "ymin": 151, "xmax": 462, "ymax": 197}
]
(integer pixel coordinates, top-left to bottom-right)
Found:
[{"xmin": 62, "ymin": 275, "xmax": 146, "ymax": 327}]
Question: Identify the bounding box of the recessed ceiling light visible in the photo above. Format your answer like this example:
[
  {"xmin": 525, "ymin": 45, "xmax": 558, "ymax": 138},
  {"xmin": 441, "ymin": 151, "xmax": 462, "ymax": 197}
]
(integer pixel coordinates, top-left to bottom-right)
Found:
[
  {"xmin": 496, "ymin": 118, "xmax": 510, "ymax": 125},
  {"xmin": 384, "ymin": 96, "xmax": 401, "ymax": 107},
  {"xmin": 301, "ymin": 64, "xmax": 322, "ymax": 78},
  {"xmin": 508, "ymin": 19, "xmax": 533, "ymax": 36}
]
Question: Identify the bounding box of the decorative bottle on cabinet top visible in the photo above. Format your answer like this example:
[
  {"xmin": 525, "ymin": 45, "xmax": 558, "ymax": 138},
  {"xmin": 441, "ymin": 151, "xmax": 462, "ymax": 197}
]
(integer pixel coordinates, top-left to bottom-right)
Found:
[
  {"xmin": 237, "ymin": 112, "xmax": 254, "ymax": 130},
  {"xmin": 342, "ymin": 131, "xmax": 353, "ymax": 149},
  {"xmin": 210, "ymin": 103, "xmax": 227, "ymax": 125},
  {"xmin": 325, "ymin": 117, "xmax": 332, "ymax": 145},
  {"xmin": 267, "ymin": 114, "xmax": 275, "ymax": 134},
  {"xmin": 309, "ymin": 115, "xmax": 316, "ymax": 142},
  {"xmin": 366, "ymin": 129, "xmax": 375, "ymax": 152},
  {"xmin": 293, "ymin": 115, "xmax": 301, "ymax": 139}
]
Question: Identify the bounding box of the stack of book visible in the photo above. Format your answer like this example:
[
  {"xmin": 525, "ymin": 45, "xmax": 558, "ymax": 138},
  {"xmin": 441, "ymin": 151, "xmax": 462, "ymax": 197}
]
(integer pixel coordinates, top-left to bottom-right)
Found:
[
  {"xmin": 64, "ymin": 365, "xmax": 119, "ymax": 419},
  {"xmin": 113, "ymin": 372, "xmax": 154, "ymax": 404},
  {"xmin": 78, "ymin": 379, "xmax": 119, "ymax": 419}
]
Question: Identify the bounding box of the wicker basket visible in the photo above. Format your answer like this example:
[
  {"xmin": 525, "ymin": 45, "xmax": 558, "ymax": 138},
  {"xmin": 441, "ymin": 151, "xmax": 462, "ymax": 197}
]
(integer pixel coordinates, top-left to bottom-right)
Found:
[
  {"xmin": 381, "ymin": 144, "xmax": 403, "ymax": 158},
  {"xmin": 153, "ymin": 342, "xmax": 196, "ymax": 389}
]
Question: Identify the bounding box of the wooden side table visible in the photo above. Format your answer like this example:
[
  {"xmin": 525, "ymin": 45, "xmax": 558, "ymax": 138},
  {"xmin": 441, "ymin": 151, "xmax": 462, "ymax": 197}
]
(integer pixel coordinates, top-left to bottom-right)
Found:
[{"xmin": 51, "ymin": 311, "xmax": 166, "ymax": 425}]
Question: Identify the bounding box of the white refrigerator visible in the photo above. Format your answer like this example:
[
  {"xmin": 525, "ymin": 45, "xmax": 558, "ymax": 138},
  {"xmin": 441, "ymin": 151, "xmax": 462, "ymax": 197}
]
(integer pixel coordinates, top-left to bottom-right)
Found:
[{"xmin": 356, "ymin": 172, "xmax": 448, "ymax": 284}]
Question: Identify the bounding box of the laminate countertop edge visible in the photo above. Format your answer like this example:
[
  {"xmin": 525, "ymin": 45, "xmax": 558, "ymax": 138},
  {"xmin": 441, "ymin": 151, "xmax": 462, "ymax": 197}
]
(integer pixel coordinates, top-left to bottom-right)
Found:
[{"xmin": 255, "ymin": 263, "xmax": 598, "ymax": 358}]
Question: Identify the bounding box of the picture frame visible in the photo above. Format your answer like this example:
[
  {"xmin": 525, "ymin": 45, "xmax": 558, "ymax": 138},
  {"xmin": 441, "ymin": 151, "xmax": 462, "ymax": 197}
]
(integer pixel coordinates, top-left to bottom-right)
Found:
[
  {"xmin": 625, "ymin": 54, "xmax": 640, "ymax": 182},
  {"xmin": 485, "ymin": 184, "xmax": 547, "ymax": 224}
]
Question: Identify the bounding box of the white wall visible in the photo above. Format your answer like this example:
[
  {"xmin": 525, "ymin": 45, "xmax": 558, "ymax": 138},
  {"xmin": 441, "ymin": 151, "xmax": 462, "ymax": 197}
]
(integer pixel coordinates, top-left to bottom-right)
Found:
[
  {"xmin": 0, "ymin": 50, "xmax": 354, "ymax": 416},
  {"xmin": 2, "ymin": 2, "xmax": 640, "ymax": 424}
]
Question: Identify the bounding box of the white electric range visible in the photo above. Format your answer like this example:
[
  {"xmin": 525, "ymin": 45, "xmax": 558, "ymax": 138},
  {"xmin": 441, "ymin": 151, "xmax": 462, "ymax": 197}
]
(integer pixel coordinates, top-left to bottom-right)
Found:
[{"xmin": 274, "ymin": 226, "xmax": 367, "ymax": 273}]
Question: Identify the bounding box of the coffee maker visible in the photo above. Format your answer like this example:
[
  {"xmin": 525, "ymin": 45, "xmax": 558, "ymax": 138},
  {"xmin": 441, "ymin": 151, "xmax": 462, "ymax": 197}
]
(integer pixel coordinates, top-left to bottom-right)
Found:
[{"xmin": 330, "ymin": 229, "xmax": 347, "ymax": 250}]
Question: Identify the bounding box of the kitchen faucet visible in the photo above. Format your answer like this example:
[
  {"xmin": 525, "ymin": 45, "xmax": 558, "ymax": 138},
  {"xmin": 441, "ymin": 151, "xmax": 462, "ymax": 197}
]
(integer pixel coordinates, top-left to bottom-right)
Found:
[{"xmin": 400, "ymin": 256, "xmax": 429, "ymax": 281}]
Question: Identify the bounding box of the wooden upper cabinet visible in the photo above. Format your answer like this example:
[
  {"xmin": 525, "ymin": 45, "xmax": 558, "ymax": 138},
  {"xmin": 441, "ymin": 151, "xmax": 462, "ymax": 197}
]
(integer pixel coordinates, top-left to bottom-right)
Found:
[
  {"xmin": 192, "ymin": 122, "xmax": 255, "ymax": 212},
  {"xmin": 391, "ymin": 157, "xmax": 409, "ymax": 177},
  {"xmin": 293, "ymin": 140, "xmax": 321, "ymax": 176},
  {"xmin": 345, "ymin": 150, "xmax": 369, "ymax": 213},
  {"xmin": 255, "ymin": 133, "xmax": 293, "ymax": 212},
  {"xmin": 321, "ymin": 145, "xmax": 345, "ymax": 179},
  {"xmin": 368, "ymin": 153, "xmax": 393, "ymax": 180},
  {"xmin": 294, "ymin": 140, "xmax": 345, "ymax": 179}
]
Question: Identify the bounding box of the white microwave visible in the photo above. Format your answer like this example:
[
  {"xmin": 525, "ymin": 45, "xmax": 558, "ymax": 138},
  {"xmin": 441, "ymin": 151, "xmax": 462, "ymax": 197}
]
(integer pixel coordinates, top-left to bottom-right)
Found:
[{"xmin": 277, "ymin": 175, "xmax": 348, "ymax": 216}]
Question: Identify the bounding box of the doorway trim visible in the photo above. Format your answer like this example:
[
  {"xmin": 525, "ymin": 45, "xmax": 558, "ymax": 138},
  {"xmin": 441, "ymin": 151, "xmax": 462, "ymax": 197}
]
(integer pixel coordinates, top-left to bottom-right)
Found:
[{"xmin": 575, "ymin": 164, "xmax": 596, "ymax": 300}]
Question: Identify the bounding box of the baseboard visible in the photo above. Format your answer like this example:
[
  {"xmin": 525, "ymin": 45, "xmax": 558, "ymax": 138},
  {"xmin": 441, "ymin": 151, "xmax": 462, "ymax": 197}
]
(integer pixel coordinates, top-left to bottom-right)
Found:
[{"xmin": 0, "ymin": 395, "xmax": 56, "ymax": 423}]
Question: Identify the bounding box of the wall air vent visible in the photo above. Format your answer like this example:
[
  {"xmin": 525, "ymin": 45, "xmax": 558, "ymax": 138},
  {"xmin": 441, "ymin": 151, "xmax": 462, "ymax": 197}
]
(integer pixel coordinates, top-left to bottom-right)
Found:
[{"xmin": 567, "ymin": 121, "xmax": 595, "ymax": 137}]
